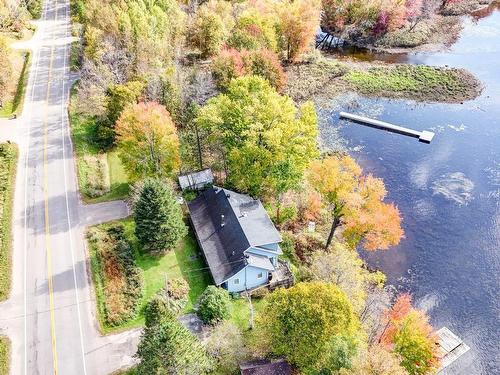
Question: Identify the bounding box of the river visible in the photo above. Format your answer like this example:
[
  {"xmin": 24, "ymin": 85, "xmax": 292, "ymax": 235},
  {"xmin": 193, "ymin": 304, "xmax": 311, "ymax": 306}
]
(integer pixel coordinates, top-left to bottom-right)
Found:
[{"xmin": 321, "ymin": 6, "xmax": 500, "ymax": 374}]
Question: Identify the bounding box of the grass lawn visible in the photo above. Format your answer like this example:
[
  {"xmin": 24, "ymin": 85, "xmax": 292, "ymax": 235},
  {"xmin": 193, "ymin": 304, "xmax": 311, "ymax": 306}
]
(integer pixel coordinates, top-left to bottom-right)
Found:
[
  {"xmin": 69, "ymin": 90, "xmax": 130, "ymax": 203},
  {"xmin": 0, "ymin": 336, "xmax": 10, "ymax": 375},
  {"xmin": 0, "ymin": 50, "xmax": 31, "ymax": 118},
  {"xmin": 89, "ymin": 218, "xmax": 212, "ymax": 334},
  {"xmin": 89, "ymin": 217, "xmax": 266, "ymax": 334},
  {"xmin": 0, "ymin": 143, "xmax": 18, "ymax": 301}
]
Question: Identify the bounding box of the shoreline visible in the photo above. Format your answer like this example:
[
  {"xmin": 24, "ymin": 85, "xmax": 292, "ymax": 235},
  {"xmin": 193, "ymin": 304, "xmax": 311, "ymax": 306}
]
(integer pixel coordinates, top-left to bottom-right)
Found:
[
  {"xmin": 320, "ymin": 1, "xmax": 498, "ymax": 56},
  {"xmin": 285, "ymin": 56, "xmax": 483, "ymax": 107}
]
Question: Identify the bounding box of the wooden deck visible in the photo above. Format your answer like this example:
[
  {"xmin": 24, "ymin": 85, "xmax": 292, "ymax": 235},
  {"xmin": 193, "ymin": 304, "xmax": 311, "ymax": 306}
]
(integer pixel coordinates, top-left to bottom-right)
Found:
[{"xmin": 436, "ymin": 327, "xmax": 470, "ymax": 373}]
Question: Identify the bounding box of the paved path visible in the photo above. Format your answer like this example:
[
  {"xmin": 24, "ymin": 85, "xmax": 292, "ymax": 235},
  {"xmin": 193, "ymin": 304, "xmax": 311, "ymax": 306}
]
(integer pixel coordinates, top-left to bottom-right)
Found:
[{"xmin": 0, "ymin": 0, "xmax": 140, "ymax": 374}]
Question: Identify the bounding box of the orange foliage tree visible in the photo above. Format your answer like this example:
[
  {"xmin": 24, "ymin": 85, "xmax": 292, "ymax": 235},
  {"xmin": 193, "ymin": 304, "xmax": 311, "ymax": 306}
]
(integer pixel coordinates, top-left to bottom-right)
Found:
[
  {"xmin": 379, "ymin": 293, "xmax": 441, "ymax": 375},
  {"xmin": 115, "ymin": 102, "xmax": 180, "ymax": 179},
  {"xmin": 275, "ymin": 0, "xmax": 322, "ymax": 61},
  {"xmin": 308, "ymin": 154, "xmax": 404, "ymax": 250}
]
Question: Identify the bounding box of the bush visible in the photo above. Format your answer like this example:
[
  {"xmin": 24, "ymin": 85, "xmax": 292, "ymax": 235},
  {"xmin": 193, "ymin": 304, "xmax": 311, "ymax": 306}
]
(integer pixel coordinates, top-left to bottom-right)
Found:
[
  {"xmin": 211, "ymin": 48, "xmax": 286, "ymax": 91},
  {"xmin": 134, "ymin": 178, "xmax": 187, "ymax": 254},
  {"xmin": 197, "ymin": 286, "xmax": 231, "ymax": 324},
  {"xmin": 88, "ymin": 224, "xmax": 144, "ymax": 326},
  {"xmin": 0, "ymin": 144, "xmax": 18, "ymax": 301},
  {"xmin": 166, "ymin": 278, "xmax": 190, "ymax": 300}
]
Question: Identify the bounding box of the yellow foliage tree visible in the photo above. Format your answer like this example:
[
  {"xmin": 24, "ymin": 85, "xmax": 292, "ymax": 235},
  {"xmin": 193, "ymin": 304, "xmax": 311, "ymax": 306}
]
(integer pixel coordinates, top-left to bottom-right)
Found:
[{"xmin": 115, "ymin": 102, "xmax": 180, "ymax": 179}]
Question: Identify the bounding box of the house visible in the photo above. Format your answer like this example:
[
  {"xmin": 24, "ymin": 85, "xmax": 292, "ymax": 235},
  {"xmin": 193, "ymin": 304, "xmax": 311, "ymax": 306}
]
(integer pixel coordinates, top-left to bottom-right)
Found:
[
  {"xmin": 178, "ymin": 168, "xmax": 214, "ymax": 191},
  {"xmin": 187, "ymin": 186, "xmax": 283, "ymax": 293},
  {"xmin": 240, "ymin": 359, "xmax": 292, "ymax": 375}
]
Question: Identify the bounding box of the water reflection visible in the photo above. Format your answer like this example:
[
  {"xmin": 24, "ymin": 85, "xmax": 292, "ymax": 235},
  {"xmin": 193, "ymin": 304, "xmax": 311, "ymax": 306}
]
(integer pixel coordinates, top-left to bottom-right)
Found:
[{"xmin": 324, "ymin": 9, "xmax": 500, "ymax": 375}]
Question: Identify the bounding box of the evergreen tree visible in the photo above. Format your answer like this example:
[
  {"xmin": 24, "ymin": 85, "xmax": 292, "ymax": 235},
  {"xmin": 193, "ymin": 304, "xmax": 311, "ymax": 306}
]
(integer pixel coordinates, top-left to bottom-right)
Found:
[
  {"xmin": 134, "ymin": 179, "xmax": 187, "ymax": 253},
  {"xmin": 136, "ymin": 309, "xmax": 213, "ymax": 375}
]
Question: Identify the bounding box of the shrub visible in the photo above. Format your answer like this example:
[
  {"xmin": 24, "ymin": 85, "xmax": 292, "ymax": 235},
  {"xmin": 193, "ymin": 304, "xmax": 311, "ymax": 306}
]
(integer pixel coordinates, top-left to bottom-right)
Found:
[
  {"xmin": 166, "ymin": 278, "xmax": 190, "ymax": 300},
  {"xmin": 244, "ymin": 49, "xmax": 287, "ymax": 91},
  {"xmin": 211, "ymin": 48, "xmax": 286, "ymax": 91},
  {"xmin": 134, "ymin": 179, "xmax": 187, "ymax": 254},
  {"xmin": 197, "ymin": 286, "xmax": 231, "ymax": 324},
  {"xmin": 0, "ymin": 144, "xmax": 17, "ymax": 301},
  {"xmin": 88, "ymin": 224, "xmax": 144, "ymax": 326}
]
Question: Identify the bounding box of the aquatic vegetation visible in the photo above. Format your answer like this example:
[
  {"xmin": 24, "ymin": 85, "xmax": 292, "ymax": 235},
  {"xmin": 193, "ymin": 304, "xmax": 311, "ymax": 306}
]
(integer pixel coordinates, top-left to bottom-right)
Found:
[{"xmin": 344, "ymin": 65, "xmax": 482, "ymax": 103}]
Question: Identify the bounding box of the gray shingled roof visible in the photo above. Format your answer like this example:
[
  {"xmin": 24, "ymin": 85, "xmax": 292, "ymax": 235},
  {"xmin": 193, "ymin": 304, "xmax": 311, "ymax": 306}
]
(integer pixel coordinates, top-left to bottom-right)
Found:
[
  {"xmin": 178, "ymin": 169, "xmax": 214, "ymax": 190},
  {"xmin": 187, "ymin": 187, "xmax": 281, "ymax": 285},
  {"xmin": 240, "ymin": 359, "xmax": 292, "ymax": 375}
]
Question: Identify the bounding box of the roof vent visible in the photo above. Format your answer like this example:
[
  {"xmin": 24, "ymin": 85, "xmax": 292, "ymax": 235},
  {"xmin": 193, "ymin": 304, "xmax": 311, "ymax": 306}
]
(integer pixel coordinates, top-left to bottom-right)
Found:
[
  {"xmin": 240, "ymin": 212, "xmax": 247, "ymax": 218},
  {"xmin": 221, "ymin": 214, "xmax": 225, "ymax": 227},
  {"xmin": 226, "ymin": 193, "xmax": 231, "ymax": 198}
]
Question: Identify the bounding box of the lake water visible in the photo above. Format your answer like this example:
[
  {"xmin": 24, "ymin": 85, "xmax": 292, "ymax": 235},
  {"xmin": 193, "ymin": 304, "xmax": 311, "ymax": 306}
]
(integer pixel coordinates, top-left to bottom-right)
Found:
[{"xmin": 322, "ymin": 7, "xmax": 500, "ymax": 374}]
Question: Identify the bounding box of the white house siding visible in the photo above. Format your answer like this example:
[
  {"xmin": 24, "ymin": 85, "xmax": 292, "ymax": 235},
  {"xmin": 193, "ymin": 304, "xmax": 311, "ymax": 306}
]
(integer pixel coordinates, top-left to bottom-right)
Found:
[{"xmin": 225, "ymin": 266, "xmax": 269, "ymax": 292}]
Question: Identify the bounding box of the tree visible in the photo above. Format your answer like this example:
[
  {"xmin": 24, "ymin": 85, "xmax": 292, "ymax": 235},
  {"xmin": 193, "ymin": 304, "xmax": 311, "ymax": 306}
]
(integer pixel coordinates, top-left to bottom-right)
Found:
[
  {"xmin": 227, "ymin": 8, "xmax": 278, "ymax": 52},
  {"xmin": 134, "ymin": 178, "xmax": 187, "ymax": 254},
  {"xmin": 144, "ymin": 294, "xmax": 176, "ymax": 327},
  {"xmin": 116, "ymin": 102, "xmax": 180, "ymax": 179},
  {"xmin": 275, "ymin": 0, "xmax": 321, "ymax": 61},
  {"xmin": 94, "ymin": 80, "xmax": 144, "ymax": 148},
  {"xmin": 256, "ymin": 281, "xmax": 361, "ymax": 373},
  {"xmin": 187, "ymin": 0, "xmax": 234, "ymax": 57},
  {"xmin": 136, "ymin": 310, "xmax": 213, "ymax": 374},
  {"xmin": 211, "ymin": 48, "xmax": 286, "ymax": 91},
  {"xmin": 307, "ymin": 243, "xmax": 385, "ymax": 313},
  {"xmin": 345, "ymin": 345, "xmax": 408, "ymax": 375},
  {"xmin": 379, "ymin": 294, "xmax": 440, "ymax": 375},
  {"xmin": 308, "ymin": 155, "xmax": 404, "ymax": 250},
  {"xmin": 197, "ymin": 286, "xmax": 231, "ymax": 325},
  {"xmin": 205, "ymin": 321, "xmax": 248, "ymax": 374},
  {"xmin": 197, "ymin": 76, "xmax": 318, "ymax": 205}
]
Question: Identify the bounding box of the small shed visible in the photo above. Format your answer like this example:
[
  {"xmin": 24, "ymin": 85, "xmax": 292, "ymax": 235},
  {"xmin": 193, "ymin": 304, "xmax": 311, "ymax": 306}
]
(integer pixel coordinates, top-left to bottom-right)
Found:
[
  {"xmin": 178, "ymin": 168, "xmax": 213, "ymax": 191},
  {"xmin": 240, "ymin": 359, "xmax": 292, "ymax": 375}
]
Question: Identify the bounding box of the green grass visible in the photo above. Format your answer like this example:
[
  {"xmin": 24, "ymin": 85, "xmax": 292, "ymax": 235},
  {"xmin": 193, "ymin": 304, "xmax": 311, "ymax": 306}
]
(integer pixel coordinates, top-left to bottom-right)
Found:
[
  {"xmin": 89, "ymin": 218, "xmax": 212, "ymax": 334},
  {"xmin": 0, "ymin": 144, "xmax": 18, "ymax": 301},
  {"xmin": 345, "ymin": 65, "xmax": 481, "ymax": 102},
  {"xmin": 69, "ymin": 91, "xmax": 130, "ymax": 203},
  {"xmin": 0, "ymin": 52, "xmax": 31, "ymax": 118},
  {"xmin": 70, "ymin": 40, "xmax": 81, "ymax": 71},
  {"xmin": 0, "ymin": 335, "xmax": 10, "ymax": 374}
]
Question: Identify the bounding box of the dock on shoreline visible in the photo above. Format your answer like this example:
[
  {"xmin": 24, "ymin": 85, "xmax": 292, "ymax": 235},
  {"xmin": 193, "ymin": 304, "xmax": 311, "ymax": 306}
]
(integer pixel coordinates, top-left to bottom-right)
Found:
[
  {"xmin": 339, "ymin": 112, "xmax": 435, "ymax": 144},
  {"xmin": 436, "ymin": 327, "xmax": 470, "ymax": 373}
]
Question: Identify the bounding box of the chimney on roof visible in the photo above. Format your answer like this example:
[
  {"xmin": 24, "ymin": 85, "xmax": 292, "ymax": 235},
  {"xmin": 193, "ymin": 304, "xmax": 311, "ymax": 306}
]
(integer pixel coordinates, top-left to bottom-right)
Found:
[{"xmin": 221, "ymin": 214, "xmax": 225, "ymax": 227}]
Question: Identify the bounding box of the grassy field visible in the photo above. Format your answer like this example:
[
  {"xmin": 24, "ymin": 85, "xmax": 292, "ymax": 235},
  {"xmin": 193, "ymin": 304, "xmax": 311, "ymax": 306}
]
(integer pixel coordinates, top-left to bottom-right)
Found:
[
  {"xmin": 0, "ymin": 143, "xmax": 18, "ymax": 301},
  {"xmin": 0, "ymin": 336, "xmax": 10, "ymax": 375},
  {"xmin": 0, "ymin": 51, "xmax": 31, "ymax": 118},
  {"xmin": 344, "ymin": 65, "xmax": 482, "ymax": 102},
  {"xmin": 69, "ymin": 94, "xmax": 130, "ymax": 203}
]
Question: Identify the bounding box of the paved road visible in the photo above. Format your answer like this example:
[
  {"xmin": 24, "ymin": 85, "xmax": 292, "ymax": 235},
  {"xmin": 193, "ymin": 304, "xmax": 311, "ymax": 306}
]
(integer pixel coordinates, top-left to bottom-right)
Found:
[{"xmin": 0, "ymin": 0, "xmax": 138, "ymax": 374}]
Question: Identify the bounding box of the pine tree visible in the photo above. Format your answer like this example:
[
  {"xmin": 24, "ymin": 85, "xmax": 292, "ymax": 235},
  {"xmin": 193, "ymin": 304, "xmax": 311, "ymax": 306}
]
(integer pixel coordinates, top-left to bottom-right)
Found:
[
  {"xmin": 134, "ymin": 179, "xmax": 187, "ymax": 253},
  {"xmin": 136, "ymin": 309, "xmax": 213, "ymax": 374}
]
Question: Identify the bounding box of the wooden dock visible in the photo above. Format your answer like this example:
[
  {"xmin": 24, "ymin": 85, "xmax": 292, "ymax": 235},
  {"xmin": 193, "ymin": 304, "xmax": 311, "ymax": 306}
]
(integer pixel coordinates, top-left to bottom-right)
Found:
[
  {"xmin": 436, "ymin": 327, "xmax": 470, "ymax": 373},
  {"xmin": 339, "ymin": 112, "xmax": 435, "ymax": 144}
]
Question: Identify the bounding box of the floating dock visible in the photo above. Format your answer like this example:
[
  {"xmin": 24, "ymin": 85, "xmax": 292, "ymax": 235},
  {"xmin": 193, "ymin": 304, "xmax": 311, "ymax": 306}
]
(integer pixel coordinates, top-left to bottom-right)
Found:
[
  {"xmin": 339, "ymin": 112, "xmax": 435, "ymax": 144},
  {"xmin": 436, "ymin": 327, "xmax": 470, "ymax": 373}
]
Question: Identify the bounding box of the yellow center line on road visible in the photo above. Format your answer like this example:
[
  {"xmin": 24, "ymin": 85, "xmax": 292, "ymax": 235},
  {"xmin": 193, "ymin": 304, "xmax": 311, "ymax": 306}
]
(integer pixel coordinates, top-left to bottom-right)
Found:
[{"xmin": 43, "ymin": 0, "xmax": 60, "ymax": 373}]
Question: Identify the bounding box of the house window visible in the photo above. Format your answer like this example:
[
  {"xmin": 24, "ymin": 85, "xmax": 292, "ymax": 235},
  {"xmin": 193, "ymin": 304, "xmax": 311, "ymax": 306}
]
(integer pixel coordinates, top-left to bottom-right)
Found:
[
  {"xmin": 234, "ymin": 278, "xmax": 240, "ymax": 285},
  {"xmin": 257, "ymin": 272, "xmax": 263, "ymax": 279}
]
